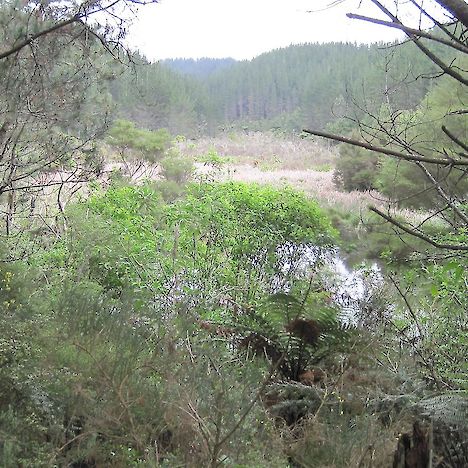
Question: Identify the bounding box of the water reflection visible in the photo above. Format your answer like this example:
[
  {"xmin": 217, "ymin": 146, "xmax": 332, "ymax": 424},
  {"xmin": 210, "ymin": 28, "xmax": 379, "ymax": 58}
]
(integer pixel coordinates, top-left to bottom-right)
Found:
[{"xmin": 274, "ymin": 243, "xmax": 383, "ymax": 325}]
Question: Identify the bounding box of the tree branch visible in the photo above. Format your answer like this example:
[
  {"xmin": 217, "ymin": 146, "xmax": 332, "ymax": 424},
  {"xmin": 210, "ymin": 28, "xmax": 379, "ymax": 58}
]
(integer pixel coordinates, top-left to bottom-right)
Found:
[
  {"xmin": 346, "ymin": 13, "xmax": 468, "ymax": 54},
  {"xmin": 301, "ymin": 129, "xmax": 468, "ymax": 166},
  {"xmin": 0, "ymin": 15, "xmax": 80, "ymax": 60},
  {"xmin": 369, "ymin": 206, "xmax": 468, "ymax": 251},
  {"xmin": 415, "ymin": 161, "xmax": 468, "ymax": 225},
  {"xmin": 0, "ymin": 0, "xmax": 159, "ymax": 61},
  {"xmin": 409, "ymin": 0, "xmax": 466, "ymax": 47},
  {"xmin": 442, "ymin": 125, "xmax": 468, "ymax": 153},
  {"xmin": 435, "ymin": 0, "xmax": 468, "ymax": 28},
  {"xmin": 368, "ymin": 0, "xmax": 468, "ymax": 86}
]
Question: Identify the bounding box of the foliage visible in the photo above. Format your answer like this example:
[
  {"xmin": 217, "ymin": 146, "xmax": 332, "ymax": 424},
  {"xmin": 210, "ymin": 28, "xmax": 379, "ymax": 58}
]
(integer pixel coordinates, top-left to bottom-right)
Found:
[
  {"xmin": 288, "ymin": 411, "xmax": 403, "ymax": 467},
  {"xmin": 2, "ymin": 1, "xmax": 467, "ymax": 464},
  {"xmin": 107, "ymin": 119, "xmax": 171, "ymax": 163},
  {"xmin": 376, "ymin": 76, "xmax": 468, "ymax": 209},
  {"xmin": 0, "ymin": 180, "xmax": 342, "ymax": 466},
  {"xmin": 213, "ymin": 292, "xmax": 352, "ymax": 382},
  {"xmin": 111, "ymin": 41, "xmax": 438, "ymax": 136},
  {"xmin": 151, "ymin": 179, "xmax": 187, "ymax": 202},
  {"xmin": 195, "ymin": 148, "xmax": 231, "ymax": 167},
  {"xmin": 334, "ymin": 71, "xmax": 468, "ymax": 216},
  {"xmin": 206, "ymin": 41, "xmax": 436, "ymax": 131},
  {"xmin": 0, "ymin": 1, "xmax": 115, "ymax": 234},
  {"xmin": 110, "ymin": 57, "xmax": 211, "ymax": 136},
  {"xmin": 159, "ymin": 149, "xmax": 194, "ymax": 183},
  {"xmin": 169, "ymin": 182, "xmax": 336, "ymax": 248},
  {"xmin": 334, "ymin": 64, "xmax": 468, "ymax": 211},
  {"xmin": 1, "ymin": 252, "xmax": 278, "ymax": 465},
  {"xmin": 395, "ymin": 260, "xmax": 468, "ymax": 390},
  {"xmin": 333, "ymin": 134, "xmax": 380, "ymax": 191},
  {"xmin": 60, "ymin": 182, "xmax": 336, "ymax": 312},
  {"xmin": 166, "ymin": 183, "xmax": 335, "ymax": 301}
]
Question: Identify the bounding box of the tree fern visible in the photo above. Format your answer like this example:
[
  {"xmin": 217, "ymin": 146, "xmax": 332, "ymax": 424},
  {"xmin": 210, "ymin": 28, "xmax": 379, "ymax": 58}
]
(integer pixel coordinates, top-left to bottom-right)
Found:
[{"xmin": 210, "ymin": 292, "xmax": 353, "ymax": 381}]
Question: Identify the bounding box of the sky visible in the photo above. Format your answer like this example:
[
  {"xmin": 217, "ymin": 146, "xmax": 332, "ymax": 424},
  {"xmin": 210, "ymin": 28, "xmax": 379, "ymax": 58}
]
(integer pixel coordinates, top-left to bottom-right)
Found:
[{"xmin": 128, "ymin": 0, "xmax": 407, "ymax": 62}]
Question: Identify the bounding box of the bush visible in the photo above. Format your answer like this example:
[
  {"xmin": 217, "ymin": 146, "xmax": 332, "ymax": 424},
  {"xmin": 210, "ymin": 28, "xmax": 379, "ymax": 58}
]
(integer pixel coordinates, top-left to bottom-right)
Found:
[
  {"xmin": 377, "ymin": 156, "xmax": 468, "ymax": 209},
  {"xmin": 333, "ymin": 137, "xmax": 380, "ymax": 191},
  {"xmin": 159, "ymin": 150, "xmax": 194, "ymax": 183},
  {"xmin": 1, "ymin": 181, "xmax": 348, "ymax": 465},
  {"xmin": 151, "ymin": 179, "xmax": 187, "ymax": 202},
  {"xmin": 107, "ymin": 119, "xmax": 171, "ymax": 163}
]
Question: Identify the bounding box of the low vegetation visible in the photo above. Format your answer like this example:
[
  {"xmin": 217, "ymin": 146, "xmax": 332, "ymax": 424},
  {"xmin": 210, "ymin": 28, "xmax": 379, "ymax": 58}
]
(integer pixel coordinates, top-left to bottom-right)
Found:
[
  {"xmin": 177, "ymin": 131, "xmax": 338, "ymax": 171},
  {"xmin": 1, "ymin": 166, "xmax": 466, "ymax": 466}
]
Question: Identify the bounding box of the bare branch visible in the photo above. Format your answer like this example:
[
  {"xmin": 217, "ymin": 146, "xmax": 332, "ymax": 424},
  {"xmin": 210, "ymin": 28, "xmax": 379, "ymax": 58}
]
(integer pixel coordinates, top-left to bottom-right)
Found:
[
  {"xmin": 346, "ymin": 13, "xmax": 468, "ymax": 54},
  {"xmin": 415, "ymin": 161, "xmax": 468, "ymax": 225},
  {"xmin": 368, "ymin": 0, "xmax": 468, "ymax": 85},
  {"xmin": 442, "ymin": 125, "xmax": 468, "ymax": 153},
  {"xmin": 409, "ymin": 0, "xmax": 466, "ymax": 46},
  {"xmin": 435, "ymin": 0, "xmax": 468, "ymax": 28},
  {"xmin": 369, "ymin": 206, "xmax": 468, "ymax": 251},
  {"xmin": 302, "ymin": 129, "xmax": 468, "ymax": 165}
]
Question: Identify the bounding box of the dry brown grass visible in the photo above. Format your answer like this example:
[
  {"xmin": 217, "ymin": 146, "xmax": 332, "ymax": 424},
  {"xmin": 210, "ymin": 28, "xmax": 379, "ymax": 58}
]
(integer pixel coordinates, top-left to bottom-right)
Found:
[
  {"xmin": 179, "ymin": 131, "xmax": 419, "ymax": 219},
  {"xmin": 178, "ymin": 131, "xmax": 337, "ymax": 171},
  {"xmin": 5, "ymin": 133, "xmax": 428, "ymax": 235},
  {"xmin": 219, "ymin": 165, "xmax": 384, "ymax": 212}
]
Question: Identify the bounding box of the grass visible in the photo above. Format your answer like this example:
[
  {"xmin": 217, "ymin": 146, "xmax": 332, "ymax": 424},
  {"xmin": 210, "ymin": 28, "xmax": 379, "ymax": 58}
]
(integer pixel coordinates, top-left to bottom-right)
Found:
[
  {"xmin": 2, "ymin": 132, "xmax": 439, "ymax": 258},
  {"xmin": 177, "ymin": 131, "xmax": 384, "ymax": 213},
  {"xmin": 179, "ymin": 133, "xmax": 438, "ymax": 237},
  {"xmin": 177, "ymin": 131, "xmax": 338, "ymax": 171},
  {"xmin": 220, "ymin": 165, "xmax": 383, "ymax": 212}
]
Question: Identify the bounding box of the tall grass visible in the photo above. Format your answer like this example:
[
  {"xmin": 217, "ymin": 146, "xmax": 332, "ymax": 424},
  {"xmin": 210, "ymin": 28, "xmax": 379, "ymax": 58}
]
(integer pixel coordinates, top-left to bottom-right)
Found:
[{"xmin": 178, "ymin": 131, "xmax": 338, "ymax": 171}]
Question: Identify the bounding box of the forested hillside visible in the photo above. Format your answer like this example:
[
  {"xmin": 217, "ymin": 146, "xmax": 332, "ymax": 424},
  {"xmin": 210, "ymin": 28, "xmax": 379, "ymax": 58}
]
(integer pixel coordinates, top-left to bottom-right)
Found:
[
  {"xmin": 112, "ymin": 42, "xmax": 439, "ymax": 135},
  {"xmin": 205, "ymin": 42, "xmax": 437, "ymax": 131},
  {"xmin": 162, "ymin": 57, "xmax": 236, "ymax": 77}
]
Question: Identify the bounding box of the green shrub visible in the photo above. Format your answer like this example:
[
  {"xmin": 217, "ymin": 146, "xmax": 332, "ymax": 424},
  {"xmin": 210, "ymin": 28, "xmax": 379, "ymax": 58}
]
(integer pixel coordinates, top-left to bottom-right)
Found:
[
  {"xmin": 195, "ymin": 148, "xmax": 230, "ymax": 167},
  {"xmin": 391, "ymin": 261, "xmax": 468, "ymax": 391},
  {"xmin": 159, "ymin": 150, "xmax": 194, "ymax": 183},
  {"xmin": 151, "ymin": 179, "xmax": 187, "ymax": 202},
  {"xmin": 107, "ymin": 119, "xmax": 171, "ymax": 163},
  {"xmin": 333, "ymin": 138, "xmax": 380, "ymax": 191},
  {"xmin": 377, "ymin": 157, "xmax": 468, "ymax": 209}
]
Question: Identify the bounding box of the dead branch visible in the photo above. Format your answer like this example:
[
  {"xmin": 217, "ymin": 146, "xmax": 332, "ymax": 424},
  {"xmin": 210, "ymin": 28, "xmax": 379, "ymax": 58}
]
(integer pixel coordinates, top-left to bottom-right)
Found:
[
  {"xmin": 369, "ymin": 206, "xmax": 468, "ymax": 251},
  {"xmin": 302, "ymin": 129, "xmax": 467, "ymax": 166},
  {"xmin": 347, "ymin": 13, "xmax": 468, "ymax": 54}
]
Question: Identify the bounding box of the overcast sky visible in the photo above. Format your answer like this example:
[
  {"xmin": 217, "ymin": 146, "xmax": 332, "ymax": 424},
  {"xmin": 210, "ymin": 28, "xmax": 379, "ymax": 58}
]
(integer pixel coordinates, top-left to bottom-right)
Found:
[{"xmin": 128, "ymin": 0, "xmax": 407, "ymax": 62}]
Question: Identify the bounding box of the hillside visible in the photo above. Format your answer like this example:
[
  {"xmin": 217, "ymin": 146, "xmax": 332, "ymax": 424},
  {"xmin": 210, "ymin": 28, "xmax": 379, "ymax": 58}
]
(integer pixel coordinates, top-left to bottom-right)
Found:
[
  {"xmin": 112, "ymin": 41, "xmax": 439, "ymax": 135},
  {"xmin": 162, "ymin": 57, "xmax": 236, "ymax": 76}
]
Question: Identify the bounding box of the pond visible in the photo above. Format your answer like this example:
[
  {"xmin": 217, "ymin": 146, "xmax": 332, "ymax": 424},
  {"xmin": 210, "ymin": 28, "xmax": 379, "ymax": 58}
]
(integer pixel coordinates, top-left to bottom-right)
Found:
[{"xmin": 274, "ymin": 243, "xmax": 384, "ymax": 325}]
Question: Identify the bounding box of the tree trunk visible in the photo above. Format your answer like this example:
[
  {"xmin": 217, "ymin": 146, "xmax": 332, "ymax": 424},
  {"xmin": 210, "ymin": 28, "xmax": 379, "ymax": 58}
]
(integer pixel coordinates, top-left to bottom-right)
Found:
[{"xmin": 393, "ymin": 421, "xmax": 429, "ymax": 468}]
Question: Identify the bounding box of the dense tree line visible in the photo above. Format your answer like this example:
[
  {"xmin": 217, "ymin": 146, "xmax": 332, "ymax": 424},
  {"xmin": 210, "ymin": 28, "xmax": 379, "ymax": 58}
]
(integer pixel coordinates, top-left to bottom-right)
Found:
[
  {"xmin": 162, "ymin": 57, "xmax": 236, "ymax": 77},
  {"xmin": 109, "ymin": 55, "xmax": 214, "ymax": 137},
  {"xmin": 111, "ymin": 41, "xmax": 440, "ymax": 135}
]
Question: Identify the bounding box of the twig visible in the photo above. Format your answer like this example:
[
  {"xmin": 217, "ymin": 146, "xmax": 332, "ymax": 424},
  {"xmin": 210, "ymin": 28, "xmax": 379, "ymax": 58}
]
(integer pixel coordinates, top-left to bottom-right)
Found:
[
  {"xmin": 369, "ymin": 206, "xmax": 468, "ymax": 251},
  {"xmin": 347, "ymin": 13, "xmax": 468, "ymax": 54},
  {"xmin": 210, "ymin": 353, "xmax": 285, "ymax": 467},
  {"xmin": 302, "ymin": 129, "xmax": 467, "ymax": 166}
]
